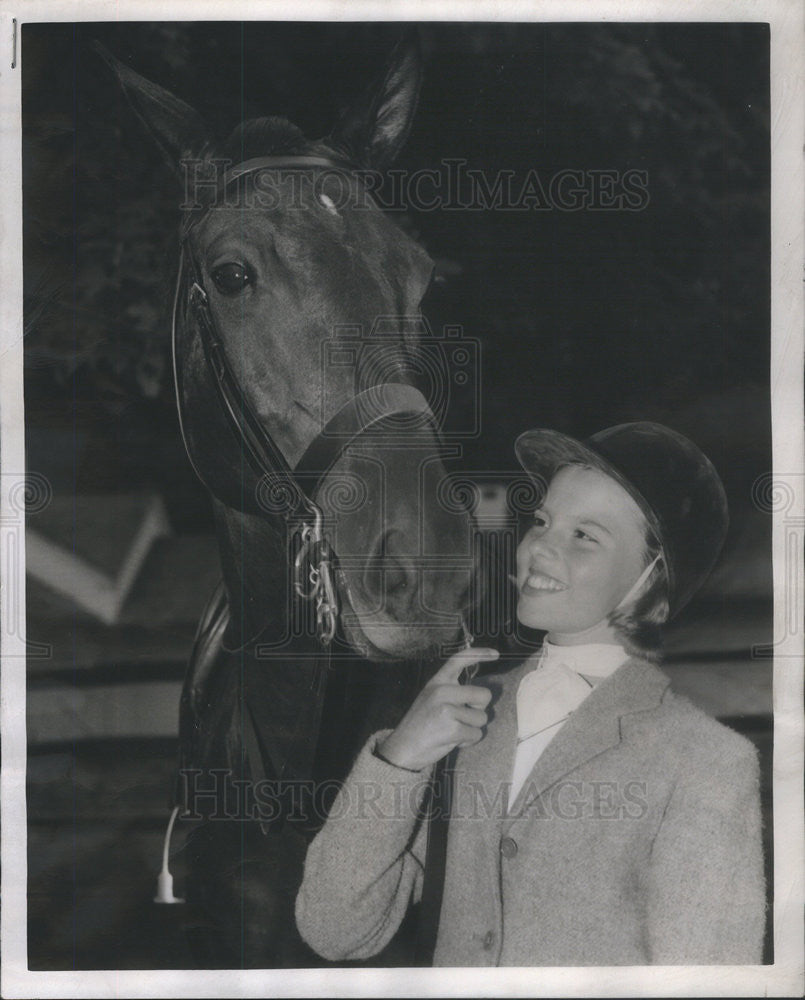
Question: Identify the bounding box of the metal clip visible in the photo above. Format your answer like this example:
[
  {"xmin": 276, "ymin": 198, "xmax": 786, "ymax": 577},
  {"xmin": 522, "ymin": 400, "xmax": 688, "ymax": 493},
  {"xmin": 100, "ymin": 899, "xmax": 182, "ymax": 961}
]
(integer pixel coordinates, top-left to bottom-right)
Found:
[
  {"xmin": 293, "ymin": 528, "xmax": 317, "ymax": 599},
  {"xmin": 189, "ymin": 281, "xmax": 208, "ymax": 306},
  {"xmin": 461, "ymin": 663, "xmax": 479, "ymax": 685},
  {"xmin": 314, "ymin": 556, "xmax": 338, "ymax": 645},
  {"xmin": 459, "ymin": 618, "xmax": 476, "ymax": 684},
  {"xmin": 292, "ymin": 500, "xmax": 338, "ymax": 645}
]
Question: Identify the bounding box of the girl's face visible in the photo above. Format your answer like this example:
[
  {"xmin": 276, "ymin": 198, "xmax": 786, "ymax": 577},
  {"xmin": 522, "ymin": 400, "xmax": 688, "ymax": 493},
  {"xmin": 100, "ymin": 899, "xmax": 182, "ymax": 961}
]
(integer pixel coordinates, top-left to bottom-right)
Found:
[{"xmin": 516, "ymin": 465, "xmax": 649, "ymax": 643}]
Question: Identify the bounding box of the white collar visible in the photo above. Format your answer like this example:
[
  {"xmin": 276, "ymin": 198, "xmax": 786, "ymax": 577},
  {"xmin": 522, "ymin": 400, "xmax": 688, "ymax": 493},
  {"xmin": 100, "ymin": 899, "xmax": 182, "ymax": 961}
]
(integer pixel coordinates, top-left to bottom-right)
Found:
[{"xmin": 538, "ymin": 639, "xmax": 628, "ymax": 680}]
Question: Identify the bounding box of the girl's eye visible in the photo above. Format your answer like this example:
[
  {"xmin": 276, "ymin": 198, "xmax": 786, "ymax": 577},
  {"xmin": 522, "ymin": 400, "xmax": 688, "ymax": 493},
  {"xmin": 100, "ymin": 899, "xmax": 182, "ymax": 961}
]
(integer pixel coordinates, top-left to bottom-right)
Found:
[
  {"xmin": 574, "ymin": 529, "xmax": 598, "ymax": 543},
  {"xmin": 211, "ymin": 262, "xmax": 253, "ymax": 296},
  {"xmin": 532, "ymin": 512, "xmax": 547, "ymax": 528}
]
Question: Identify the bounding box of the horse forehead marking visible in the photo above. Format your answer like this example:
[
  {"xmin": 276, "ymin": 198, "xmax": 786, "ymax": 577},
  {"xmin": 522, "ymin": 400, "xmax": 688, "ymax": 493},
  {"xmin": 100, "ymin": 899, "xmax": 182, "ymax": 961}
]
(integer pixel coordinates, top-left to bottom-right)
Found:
[{"xmin": 318, "ymin": 192, "xmax": 340, "ymax": 216}]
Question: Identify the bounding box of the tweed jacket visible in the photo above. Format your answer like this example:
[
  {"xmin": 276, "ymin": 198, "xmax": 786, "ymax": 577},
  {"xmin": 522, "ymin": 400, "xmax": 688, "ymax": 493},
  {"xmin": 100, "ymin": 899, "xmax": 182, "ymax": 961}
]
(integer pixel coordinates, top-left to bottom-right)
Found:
[{"xmin": 295, "ymin": 655, "xmax": 766, "ymax": 966}]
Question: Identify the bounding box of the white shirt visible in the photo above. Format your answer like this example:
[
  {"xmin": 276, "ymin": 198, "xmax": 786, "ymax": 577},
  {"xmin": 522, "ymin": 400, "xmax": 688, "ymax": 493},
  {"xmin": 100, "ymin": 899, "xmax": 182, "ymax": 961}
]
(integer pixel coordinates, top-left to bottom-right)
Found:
[{"xmin": 508, "ymin": 641, "xmax": 629, "ymax": 807}]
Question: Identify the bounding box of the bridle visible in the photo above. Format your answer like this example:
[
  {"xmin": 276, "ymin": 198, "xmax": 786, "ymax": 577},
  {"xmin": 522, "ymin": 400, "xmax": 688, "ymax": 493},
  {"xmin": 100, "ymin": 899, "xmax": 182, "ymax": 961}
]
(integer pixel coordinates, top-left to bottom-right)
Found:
[{"xmin": 171, "ymin": 154, "xmax": 440, "ymax": 645}]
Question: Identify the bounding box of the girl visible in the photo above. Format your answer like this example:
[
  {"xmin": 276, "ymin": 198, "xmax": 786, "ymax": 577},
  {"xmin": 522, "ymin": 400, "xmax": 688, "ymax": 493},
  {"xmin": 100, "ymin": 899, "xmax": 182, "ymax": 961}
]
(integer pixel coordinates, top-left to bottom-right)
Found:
[{"xmin": 295, "ymin": 422, "xmax": 766, "ymax": 966}]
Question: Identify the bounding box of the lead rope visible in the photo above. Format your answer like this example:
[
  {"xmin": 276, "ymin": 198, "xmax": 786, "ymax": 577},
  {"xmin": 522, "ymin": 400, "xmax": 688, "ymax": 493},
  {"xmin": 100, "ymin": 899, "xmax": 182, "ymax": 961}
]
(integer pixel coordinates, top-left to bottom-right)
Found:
[
  {"xmin": 154, "ymin": 805, "xmax": 185, "ymax": 904},
  {"xmin": 415, "ymin": 622, "xmax": 475, "ymax": 963}
]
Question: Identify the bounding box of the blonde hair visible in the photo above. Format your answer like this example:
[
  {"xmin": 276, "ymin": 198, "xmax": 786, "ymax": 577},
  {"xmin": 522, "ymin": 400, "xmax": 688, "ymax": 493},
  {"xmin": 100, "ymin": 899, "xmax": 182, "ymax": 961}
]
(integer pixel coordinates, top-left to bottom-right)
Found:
[{"xmin": 554, "ymin": 461, "xmax": 670, "ymax": 662}]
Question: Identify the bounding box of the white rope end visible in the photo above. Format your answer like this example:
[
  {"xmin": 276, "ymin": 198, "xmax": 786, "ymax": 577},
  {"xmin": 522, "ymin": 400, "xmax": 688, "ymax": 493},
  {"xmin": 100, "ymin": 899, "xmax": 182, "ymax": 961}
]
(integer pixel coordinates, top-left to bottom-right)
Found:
[
  {"xmin": 154, "ymin": 869, "xmax": 185, "ymax": 905},
  {"xmin": 154, "ymin": 804, "xmax": 185, "ymax": 904}
]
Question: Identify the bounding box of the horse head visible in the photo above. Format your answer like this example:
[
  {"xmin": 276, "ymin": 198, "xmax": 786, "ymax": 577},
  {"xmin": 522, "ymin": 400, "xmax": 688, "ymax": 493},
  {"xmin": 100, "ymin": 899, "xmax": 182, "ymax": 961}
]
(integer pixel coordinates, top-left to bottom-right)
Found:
[{"xmin": 98, "ymin": 35, "xmax": 477, "ymax": 660}]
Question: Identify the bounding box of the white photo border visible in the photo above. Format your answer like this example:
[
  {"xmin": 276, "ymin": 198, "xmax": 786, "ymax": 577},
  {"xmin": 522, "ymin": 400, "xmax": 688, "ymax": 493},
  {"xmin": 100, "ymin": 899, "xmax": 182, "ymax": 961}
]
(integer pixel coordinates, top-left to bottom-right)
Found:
[{"xmin": 1, "ymin": 1, "xmax": 802, "ymax": 997}]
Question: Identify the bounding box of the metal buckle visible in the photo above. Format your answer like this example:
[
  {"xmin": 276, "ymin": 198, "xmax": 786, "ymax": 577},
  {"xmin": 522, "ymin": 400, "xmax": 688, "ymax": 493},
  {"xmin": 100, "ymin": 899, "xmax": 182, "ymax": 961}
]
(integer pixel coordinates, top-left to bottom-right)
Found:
[
  {"xmin": 293, "ymin": 499, "xmax": 338, "ymax": 646},
  {"xmin": 189, "ymin": 280, "xmax": 208, "ymax": 306}
]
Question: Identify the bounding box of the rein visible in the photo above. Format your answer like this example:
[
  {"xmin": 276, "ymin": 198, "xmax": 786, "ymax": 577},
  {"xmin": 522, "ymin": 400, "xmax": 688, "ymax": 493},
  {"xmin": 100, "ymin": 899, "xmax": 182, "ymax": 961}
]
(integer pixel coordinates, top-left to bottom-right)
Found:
[{"xmin": 171, "ymin": 154, "xmax": 439, "ymax": 646}]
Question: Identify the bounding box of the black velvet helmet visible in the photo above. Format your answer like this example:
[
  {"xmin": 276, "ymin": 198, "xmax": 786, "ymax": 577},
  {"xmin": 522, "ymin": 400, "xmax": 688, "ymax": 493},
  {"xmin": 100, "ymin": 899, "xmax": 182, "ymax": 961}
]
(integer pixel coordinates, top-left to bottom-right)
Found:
[{"xmin": 514, "ymin": 422, "xmax": 729, "ymax": 619}]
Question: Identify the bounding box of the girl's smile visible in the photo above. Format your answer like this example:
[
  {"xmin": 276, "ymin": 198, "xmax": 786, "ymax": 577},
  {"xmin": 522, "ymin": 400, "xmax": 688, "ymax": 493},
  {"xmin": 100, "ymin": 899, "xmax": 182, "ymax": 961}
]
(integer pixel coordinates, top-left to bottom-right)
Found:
[
  {"xmin": 522, "ymin": 570, "xmax": 568, "ymax": 593},
  {"xmin": 516, "ymin": 464, "xmax": 649, "ymax": 643}
]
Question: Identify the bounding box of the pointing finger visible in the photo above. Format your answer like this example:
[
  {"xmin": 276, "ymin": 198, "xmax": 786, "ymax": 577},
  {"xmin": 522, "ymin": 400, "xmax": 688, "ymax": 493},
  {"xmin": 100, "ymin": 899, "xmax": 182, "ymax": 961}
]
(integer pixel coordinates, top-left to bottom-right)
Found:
[{"xmin": 430, "ymin": 648, "xmax": 499, "ymax": 685}]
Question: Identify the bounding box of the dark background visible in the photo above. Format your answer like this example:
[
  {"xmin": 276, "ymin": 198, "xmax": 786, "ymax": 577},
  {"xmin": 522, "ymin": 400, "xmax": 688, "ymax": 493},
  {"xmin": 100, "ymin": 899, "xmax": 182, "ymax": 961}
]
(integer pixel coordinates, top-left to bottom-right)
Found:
[
  {"xmin": 22, "ymin": 21, "xmax": 772, "ymax": 969},
  {"xmin": 23, "ymin": 21, "xmax": 770, "ymax": 490}
]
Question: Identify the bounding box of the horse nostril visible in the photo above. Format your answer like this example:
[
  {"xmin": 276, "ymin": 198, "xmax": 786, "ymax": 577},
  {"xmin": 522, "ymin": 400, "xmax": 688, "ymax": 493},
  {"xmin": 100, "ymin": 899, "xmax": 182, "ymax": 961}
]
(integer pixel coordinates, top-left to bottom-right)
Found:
[
  {"xmin": 384, "ymin": 560, "xmax": 411, "ymax": 594},
  {"xmin": 362, "ymin": 532, "xmax": 417, "ymax": 616},
  {"xmin": 381, "ymin": 557, "xmax": 417, "ymax": 617}
]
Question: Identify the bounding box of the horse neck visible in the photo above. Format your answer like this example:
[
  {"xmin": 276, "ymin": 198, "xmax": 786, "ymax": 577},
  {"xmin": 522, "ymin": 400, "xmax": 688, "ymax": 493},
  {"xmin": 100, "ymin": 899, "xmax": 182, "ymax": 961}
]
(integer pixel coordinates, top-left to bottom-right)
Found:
[{"xmin": 211, "ymin": 498, "xmax": 295, "ymax": 649}]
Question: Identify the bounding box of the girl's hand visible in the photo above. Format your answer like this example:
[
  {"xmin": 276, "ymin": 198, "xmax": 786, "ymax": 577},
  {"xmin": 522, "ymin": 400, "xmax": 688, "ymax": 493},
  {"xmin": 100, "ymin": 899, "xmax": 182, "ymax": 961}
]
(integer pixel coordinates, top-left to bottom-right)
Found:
[{"xmin": 376, "ymin": 648, "xmax": 499, "ymax": 771}]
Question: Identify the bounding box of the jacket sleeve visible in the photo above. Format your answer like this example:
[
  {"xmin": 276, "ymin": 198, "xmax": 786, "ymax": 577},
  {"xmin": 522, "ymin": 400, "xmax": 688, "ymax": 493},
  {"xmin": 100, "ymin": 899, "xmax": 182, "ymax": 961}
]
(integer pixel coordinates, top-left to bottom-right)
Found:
[
  {"xmin": 645, "ymin": 736, "xmax": 766, "ymax": 964},
  {"xmin": 295, "ymin": 730, "xmax": 432, "ymax": 961}
]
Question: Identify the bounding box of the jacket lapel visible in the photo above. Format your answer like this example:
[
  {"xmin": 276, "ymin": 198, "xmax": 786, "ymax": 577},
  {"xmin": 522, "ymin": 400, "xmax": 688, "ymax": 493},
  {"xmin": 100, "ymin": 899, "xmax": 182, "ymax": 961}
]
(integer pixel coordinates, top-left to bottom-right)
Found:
[
  {"xmin": 507, "ymin": 656, "xmax": 670, "ymax": 818},
  {"xmin": 455, "ymin": 657, "xmax": 533, "ymax": 819}
]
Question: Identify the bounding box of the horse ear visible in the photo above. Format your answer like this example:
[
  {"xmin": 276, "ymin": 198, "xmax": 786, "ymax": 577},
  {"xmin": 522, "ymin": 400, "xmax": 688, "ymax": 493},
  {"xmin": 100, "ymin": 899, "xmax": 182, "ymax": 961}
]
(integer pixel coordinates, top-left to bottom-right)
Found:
[
  {"xmin": 92, "ymin": 41, "xmax": 210, "ymax": 171},
  {"xmin": 328, "ymin": 29, "xmax": 423, "ymax": 169}
]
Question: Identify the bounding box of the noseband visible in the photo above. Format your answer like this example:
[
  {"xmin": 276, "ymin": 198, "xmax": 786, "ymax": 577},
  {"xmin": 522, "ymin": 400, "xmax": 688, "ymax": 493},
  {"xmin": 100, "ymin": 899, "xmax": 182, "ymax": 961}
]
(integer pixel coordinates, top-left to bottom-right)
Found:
[{"xmin": 171, "ymin": 154, "xmax": 440, "ymax": 645}]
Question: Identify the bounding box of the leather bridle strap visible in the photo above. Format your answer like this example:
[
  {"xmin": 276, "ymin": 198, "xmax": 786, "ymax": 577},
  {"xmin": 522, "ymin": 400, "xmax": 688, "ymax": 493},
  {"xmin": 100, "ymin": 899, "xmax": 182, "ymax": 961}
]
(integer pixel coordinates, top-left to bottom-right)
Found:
[
  {"xmin": 181, "ymin": 153, "xmax": 368, "ymax": 240},
  {"xmin": 180, "ymin": 239, "xmax": 300, "ymax": 490},
  {"xmin": 294, "ymin": 383, "xmax": 439, "ymax": 497},
  {"xmin": 170, "ymin": 150, "xmax": 440, "ymax": 651},
  {"xmin": 172, "ymin": 152, "xmax": 436, "ymax": 519},
  {"xmin": 176, "ymin": 235, "xmax": 437, "ymax": 516},
  {"xmin": 221, "ymin": 154, "xmax": 363, "ymax": 189}
]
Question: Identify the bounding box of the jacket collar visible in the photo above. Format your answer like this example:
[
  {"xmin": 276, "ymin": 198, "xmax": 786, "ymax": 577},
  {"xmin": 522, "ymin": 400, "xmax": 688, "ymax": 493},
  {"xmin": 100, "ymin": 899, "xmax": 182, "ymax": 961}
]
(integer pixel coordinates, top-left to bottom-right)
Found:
[{"xmin": 502, "ymin": 654, "xmax": 671, "ymax": 819}]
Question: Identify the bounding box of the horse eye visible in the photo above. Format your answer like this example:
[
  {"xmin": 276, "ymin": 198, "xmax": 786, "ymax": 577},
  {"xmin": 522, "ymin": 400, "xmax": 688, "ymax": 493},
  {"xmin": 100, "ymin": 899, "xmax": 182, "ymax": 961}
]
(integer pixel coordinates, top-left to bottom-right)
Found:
[{"xmin": 211, "ymin": 262, "xmax": 253, "ymax": 296}]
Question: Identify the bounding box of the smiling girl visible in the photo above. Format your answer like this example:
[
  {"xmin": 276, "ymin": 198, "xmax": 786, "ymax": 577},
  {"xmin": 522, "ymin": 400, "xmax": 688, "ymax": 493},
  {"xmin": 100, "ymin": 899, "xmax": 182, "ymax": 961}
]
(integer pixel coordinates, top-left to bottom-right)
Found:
[{"xmin": 295, "ymin": 423, "xmax": 766, "ymax": 966}]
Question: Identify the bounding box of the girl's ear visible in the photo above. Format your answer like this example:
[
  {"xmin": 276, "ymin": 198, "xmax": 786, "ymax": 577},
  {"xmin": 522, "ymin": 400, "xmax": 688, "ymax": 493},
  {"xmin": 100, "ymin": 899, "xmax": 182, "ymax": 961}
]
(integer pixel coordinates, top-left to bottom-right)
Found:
[
  {"xmin": 92, "ymin": 41, "xmax": 210, "ymax": 174},
  {"xmin": 327, "ymin": 29, "xmax": 423, "ymax": 169}
]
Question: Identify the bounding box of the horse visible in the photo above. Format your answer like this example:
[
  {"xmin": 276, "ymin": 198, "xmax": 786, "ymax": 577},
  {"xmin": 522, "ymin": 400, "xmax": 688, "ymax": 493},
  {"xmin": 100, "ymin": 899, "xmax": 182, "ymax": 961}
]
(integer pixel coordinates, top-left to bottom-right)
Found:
[{"xmin": 96, "ymin": 35, "xmax": 478, "ymax": 966}]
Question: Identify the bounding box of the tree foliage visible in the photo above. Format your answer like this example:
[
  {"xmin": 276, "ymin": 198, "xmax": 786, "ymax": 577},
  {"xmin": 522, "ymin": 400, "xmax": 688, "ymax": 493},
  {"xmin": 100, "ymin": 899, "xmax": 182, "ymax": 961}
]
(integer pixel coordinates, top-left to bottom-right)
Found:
[{"xmin": 23, "ymin": 23, "xmax": 769, "ymax": 455}]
